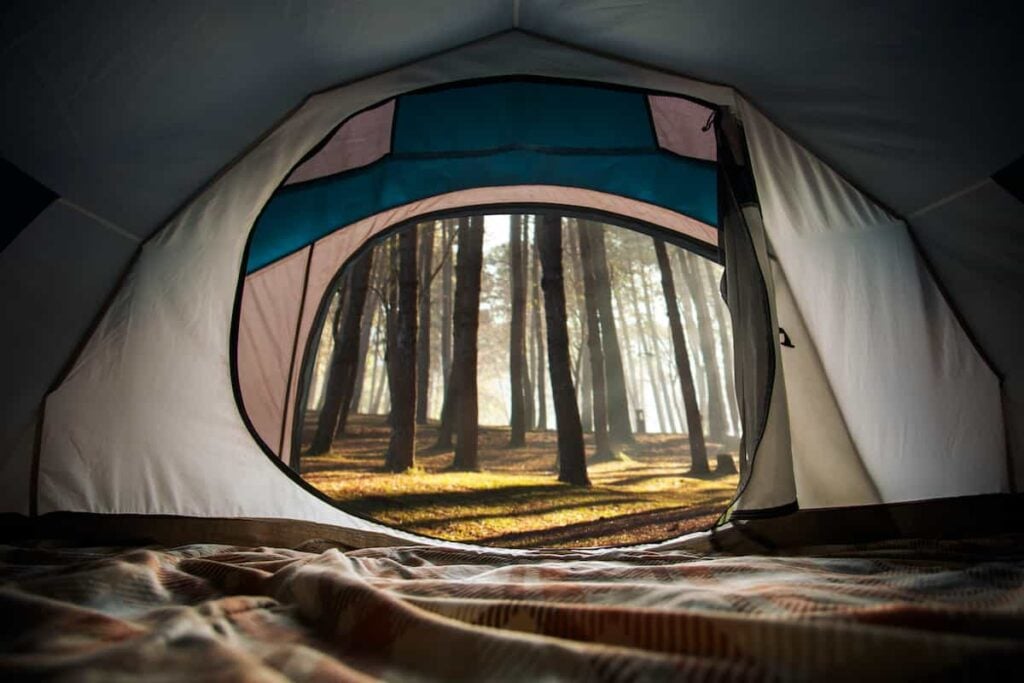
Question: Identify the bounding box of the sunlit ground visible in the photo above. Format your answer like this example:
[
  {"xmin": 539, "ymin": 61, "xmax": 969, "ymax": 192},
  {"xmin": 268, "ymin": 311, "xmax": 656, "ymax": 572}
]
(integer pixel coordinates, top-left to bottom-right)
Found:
[{"xmin": 301, "ymin": 414, "xmax": 739, "ymax": 548}]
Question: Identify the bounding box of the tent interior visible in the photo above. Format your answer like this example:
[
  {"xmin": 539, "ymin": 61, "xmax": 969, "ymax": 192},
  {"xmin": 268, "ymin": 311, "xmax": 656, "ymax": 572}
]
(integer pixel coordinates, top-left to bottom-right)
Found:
[{"xmin": 1, "ymin": 2, "xmax": 1022, "ymax": 679}]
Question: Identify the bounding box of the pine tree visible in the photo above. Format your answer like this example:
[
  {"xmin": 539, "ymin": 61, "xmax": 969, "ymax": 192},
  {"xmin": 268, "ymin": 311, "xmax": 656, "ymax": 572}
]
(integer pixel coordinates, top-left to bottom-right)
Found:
[{"xmin": 536, "ymin": 214, "xmax": 589, "ymax": 486}]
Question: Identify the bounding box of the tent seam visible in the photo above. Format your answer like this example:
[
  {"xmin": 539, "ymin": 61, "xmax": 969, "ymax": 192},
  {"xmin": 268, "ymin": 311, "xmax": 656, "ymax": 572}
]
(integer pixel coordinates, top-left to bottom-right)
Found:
[
  {"xmin": 57, "ymin": 198, "xmax": 141, "ymax": 243},
  {"xmin": 908, "ymin": 178, "xmax": 993, "ymax": 219}
]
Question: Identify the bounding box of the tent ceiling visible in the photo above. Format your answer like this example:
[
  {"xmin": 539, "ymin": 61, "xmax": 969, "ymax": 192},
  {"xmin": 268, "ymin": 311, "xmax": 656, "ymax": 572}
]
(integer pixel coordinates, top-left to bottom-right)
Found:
[{"xmin": 2, "ymin": 1, "xmax": 1022, "ymax": 239}]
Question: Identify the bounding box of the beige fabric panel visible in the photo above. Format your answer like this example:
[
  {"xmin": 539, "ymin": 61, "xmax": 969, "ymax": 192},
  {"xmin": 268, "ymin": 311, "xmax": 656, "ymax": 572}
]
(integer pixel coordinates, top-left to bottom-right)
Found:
[
  {"xmin": 284, "ymin": 100, "xmax": 394, "ymax": 185},
  {"xmin": 237, "ymin": 247, "xmax": 310, "ymax": 457},
  {"xmin": 739, "ymin": 96, "xmax": 1006, "ymax": 503},
  {"xmin": 770, "ymin": 258, "xmax": 881, "ymax": 507},
  {"xmin": 648, "ymin": 95, "xmax": 716, "ymax": 162}
]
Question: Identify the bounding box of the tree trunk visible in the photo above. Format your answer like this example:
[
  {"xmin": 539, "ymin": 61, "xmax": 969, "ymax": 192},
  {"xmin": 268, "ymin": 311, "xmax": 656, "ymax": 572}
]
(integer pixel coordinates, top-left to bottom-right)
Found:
[
  {"xmin": 578, "ymin": 226, "xmax": 613, "ymax": 461},
  {"xmin": 627, "ymin": 265, "xmax": 667, "ymax": 433},
  {"xmin": 433, "ymin": 380, "xmax": 456, "ymax": 451},
  {"xmin": 384, "ymin": 228, "xmax": 418, "ymax": 472},
  {"xmin": 565, "ymin": 226, "xmax": 592, "ymax": 431},
  {"xmin": 523, "ymin": 220, "xmax": 536, "ymax": 430},
  {"xmin": 659, "ymin": 335, "xmax": 687, "ymax": 434},
  {"xmin": 531, "ymin": 222, "xmax": 548, "ymax": 430},
  {"xmin": 612, "ymin": 278, "xmax": 640, "ymax": 411},
  {"xmin": 677, "ymin": 251, "xmax": 728, "ymax": 442},
  {"xmin": 536, "ymin": 214, "xmax": 589, "ymax": 486},
  {"xmin": 349, "ymin": 281, "xmax": 377, "ymax": 415},
  {"xmin": 433, "ymin": 222, "xmax": 459, "ymax": 451},
  {"xmin": 451, "ymin": 216, "xmax": 485, "ymax": 470},
  {"xmin": 704, "ymin": 259, "xmax": 739, "ymax": 436},
  {"xmin": 440, "ymin": 219, "xmax": 454, "ymax": 397},
  {"xmin": 307, "ymin": 251, "xmax": 374, "ymax": 454},
  {"xmin": 508, "ymin": 215, "xmax": 528, "ymax": 447},
  {"xmin": 653, "ymin": 239, "xmax": 709, "ymax": 474},
  {"xmin": 638, "ymin": 267, "xmax": 679, "ymax": 433},
  {"xmin": 415, "ymin": 222, "xmax": 434, "ymax": 424},
  {"xmin": 368, "ymin": 307, "xmax": 387, "ymax": 416},
  {"xmin": 584, "ymin": 222, "xmax": 633, "ymax": 444}
]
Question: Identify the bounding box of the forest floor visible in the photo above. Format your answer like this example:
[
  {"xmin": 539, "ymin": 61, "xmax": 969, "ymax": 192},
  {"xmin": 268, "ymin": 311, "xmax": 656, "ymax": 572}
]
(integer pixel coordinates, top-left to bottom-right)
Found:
[{"xmin": 300, "ymin": 414, "xmax": 740, "ymax": 549}]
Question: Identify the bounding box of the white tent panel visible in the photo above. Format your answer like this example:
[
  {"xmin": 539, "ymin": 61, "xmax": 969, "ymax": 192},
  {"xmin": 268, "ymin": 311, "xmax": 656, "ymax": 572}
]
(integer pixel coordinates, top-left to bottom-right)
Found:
[
  {"xmin": 771, "ymin": 260, "xmax": 881, "ymax": 508},
  {"xmin": 740, "ymin": 98, "xmax": 1007, "ymax": 503},
  {"xmin": 0, "ymin": 201, "xmax": 137, "ymax": 514}
]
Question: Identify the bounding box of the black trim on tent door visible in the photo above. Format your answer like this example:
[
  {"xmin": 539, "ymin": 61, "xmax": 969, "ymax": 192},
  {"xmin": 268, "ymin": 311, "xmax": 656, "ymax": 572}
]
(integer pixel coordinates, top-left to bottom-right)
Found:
[{"xmin": 278, "ymin": 245, "xmax": 314, "ymax": 464}]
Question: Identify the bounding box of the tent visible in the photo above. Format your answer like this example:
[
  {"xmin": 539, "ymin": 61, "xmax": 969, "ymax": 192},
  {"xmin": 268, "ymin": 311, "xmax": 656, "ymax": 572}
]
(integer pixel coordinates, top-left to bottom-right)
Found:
[{"xmin": 2, "ymin": 2, "xmax": 1022, "ymax": 550}]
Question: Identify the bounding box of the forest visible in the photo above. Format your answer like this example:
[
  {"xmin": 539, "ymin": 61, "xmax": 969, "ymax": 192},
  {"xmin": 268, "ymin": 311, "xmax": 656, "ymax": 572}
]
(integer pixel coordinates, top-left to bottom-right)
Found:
[{"xmin": 298, "ymin": 214, "xmax": 742, "ymax": 547}]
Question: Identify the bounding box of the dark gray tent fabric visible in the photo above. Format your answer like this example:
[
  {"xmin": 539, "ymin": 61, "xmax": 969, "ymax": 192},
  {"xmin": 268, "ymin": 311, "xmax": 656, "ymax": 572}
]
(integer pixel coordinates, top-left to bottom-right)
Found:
[
  {"xmin": 911, "ymin": 180, "xmax": 1024, "ymax": 484},
  {"xmin": 4, "ymin": 2, "xmax": 1021, "ymax": 238},
  {"xmin": 0, "ymin": 1, "xmax": 509, "ymax": 239},
  {"xmin": 1, "ymin": 1, "xmax": 1023, "ymax": 507},
  {"xmin": 0, "ymin": 201, "xmax": 137, "ymax": 513}
]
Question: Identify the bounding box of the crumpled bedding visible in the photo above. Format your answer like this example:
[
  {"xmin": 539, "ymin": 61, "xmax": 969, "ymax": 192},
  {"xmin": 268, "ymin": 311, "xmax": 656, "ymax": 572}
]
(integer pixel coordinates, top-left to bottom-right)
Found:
[{"xmin": 0, "ymin": 535, "xmax": 1021, "ymax": 681}]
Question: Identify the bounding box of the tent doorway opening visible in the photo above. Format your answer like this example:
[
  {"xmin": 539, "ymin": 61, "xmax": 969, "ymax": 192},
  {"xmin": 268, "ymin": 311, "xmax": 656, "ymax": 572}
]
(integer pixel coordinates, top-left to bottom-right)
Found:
[{"xmin": 294, "ymin": 211, "xmax": 742, "ymax": 548}]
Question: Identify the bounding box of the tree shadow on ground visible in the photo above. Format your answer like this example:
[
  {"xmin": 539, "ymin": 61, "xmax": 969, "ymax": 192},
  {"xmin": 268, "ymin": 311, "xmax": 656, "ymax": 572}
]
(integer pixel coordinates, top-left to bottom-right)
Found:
[{"xmin": 300, "ymin": 414, "xmax": 739, "ymax": 548}]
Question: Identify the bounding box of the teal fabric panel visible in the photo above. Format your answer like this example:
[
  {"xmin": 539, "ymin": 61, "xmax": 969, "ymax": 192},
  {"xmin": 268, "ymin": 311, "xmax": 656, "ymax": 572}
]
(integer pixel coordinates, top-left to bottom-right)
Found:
[
  {"xmin": 392, "ymin": 81, "xmax": 656, "ymax": 154},
  {"xmin": 247, "ymin": 148, "xmax": 715, "ymax": 272}
]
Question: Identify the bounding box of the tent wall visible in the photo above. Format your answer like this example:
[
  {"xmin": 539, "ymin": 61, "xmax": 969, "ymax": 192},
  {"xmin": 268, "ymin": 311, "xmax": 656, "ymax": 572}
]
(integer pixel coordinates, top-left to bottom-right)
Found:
[
  {"xmin": 0, "ymin": 200, "xmax": 137, "ymax": 514},
  {"xmin": 909, "ymin": 178, "xmax": 1024, "ymax": 491},
  {"xmin": 237, "ymin": 247, "xmax": 311, "ymax": 464},
  {"xmin": 770, "ymin": 261, "xmax": 881, "ymax": 507},
  {"xmin": 739, "ymin": 98, "xmax": 1008, "ymax": 504}
]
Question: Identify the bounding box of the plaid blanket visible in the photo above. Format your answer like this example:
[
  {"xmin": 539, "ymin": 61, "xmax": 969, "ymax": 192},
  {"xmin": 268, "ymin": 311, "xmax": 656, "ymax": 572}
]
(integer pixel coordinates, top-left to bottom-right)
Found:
[{"xmin": 0, "ymin": 535, "xmax": 1021, "ymax": 681}]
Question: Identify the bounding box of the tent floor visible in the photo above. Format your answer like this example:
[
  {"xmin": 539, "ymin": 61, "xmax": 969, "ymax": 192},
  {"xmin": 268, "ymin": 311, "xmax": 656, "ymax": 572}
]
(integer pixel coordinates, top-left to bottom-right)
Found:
[{"xmin": 0, "ymin": 533, "xmax": 1021, "ymax": 680}]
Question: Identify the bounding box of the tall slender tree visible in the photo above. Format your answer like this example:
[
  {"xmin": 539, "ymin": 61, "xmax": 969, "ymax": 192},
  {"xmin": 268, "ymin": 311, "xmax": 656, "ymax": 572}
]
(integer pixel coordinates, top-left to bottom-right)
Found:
[
  {"xmin": 703, "ymin": 259, "xmax": 740, "ymax": 436},
  {"xmin": 637, "ymin": 266, "xmax": 679, "ymax": 433},
  {"xmin": 578, "ymin": 227, "xmax": 614, "ymax": 461},
  {"xmin": 451, "ymin": 216, "xmax": 485, "ymax": 470},
  {"xmin": 440, "ymin": 220, "xmax": 454, "ymax": 397},
  {"xmin": 307, "ymin": 251, "xmax": 375, "ymax": 454},
  {"xmin": 415, "ymin": 222, "xmax": 435, "ymax": 424},
  {"xmin": 384, "ymin": 228, "xmax": 418, "ymax": 472},
  {"xmin": 348, "ymin": 271, "xmax": 379, "ymax": 415},
  {"xmin": 367, "ymin": 298, "xmax": 387, "ymax": 416},
  {"xmin": 530, "ymin": 218, "xmax": 548, "ymax": 430},
  {"xmin": 523, "ymin": 221, "xmax": 536, "ymax": 430},
  {"xmin": 508, "ymin": 215, "xmax": 528, "ymax": 447},
  {"xmin": 625, "ymin": 264, "xmax": 665, "ymax": 432},
  {"xmin": 536, "ymin": 214, "xmax": 589, "ymax": 486},
  {"xmin": 565, "ymin": 226, "xmax": 592, "ymax": 431},
  {"xmin": 677, "ymin": 251, "xmax": 728, "ymax": 442},
  {"xmin": 584, "ymin": 222, "xmax": 633, "ymax": 444},
  {"xmin": 611, "ymin": 272, "xmax": 641, "ymax": 411},
  {"xmin": 653, "ymin": 238, "xmax": 709, "ymax": 474},
  {"xmin": 433, "ymin": 222, "xmax": 461, "ymax": 451}
]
